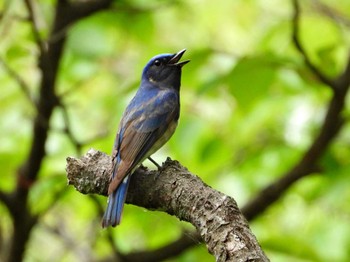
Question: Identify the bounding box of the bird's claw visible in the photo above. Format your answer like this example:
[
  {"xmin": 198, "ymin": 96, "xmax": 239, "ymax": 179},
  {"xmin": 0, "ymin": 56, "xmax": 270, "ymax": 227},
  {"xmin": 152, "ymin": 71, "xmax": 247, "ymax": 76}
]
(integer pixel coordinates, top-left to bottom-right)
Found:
[{"xmin": 148, "ymin": 156, "xmax": 162, "ymax": 170}]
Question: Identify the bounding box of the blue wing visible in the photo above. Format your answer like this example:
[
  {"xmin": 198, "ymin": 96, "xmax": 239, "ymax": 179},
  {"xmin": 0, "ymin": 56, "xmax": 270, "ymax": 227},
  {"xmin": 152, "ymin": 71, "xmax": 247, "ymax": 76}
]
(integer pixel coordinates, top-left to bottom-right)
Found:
[
  {"xmin": 102, "ymin": 89, "xmax": 179, "ymax": 227},
  {"xmin": 108, "ymin": 89, "xmax": 179, "ymax": 193}
]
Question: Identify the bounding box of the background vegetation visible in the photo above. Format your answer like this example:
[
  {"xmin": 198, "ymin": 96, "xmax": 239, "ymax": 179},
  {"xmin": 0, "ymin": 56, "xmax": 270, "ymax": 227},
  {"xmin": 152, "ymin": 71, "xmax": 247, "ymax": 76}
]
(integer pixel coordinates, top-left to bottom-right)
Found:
[{"xmin": 0, "ymin": 0, "xmax": 350, "ymax": 261}]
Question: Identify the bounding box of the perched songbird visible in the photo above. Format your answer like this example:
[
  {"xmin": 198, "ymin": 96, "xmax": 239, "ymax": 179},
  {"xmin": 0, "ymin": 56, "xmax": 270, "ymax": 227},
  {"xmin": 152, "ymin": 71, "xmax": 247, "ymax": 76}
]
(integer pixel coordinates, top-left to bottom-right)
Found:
[{"xmin": 102, "ymin": 49, "xmax": 189, "ymax": 227}]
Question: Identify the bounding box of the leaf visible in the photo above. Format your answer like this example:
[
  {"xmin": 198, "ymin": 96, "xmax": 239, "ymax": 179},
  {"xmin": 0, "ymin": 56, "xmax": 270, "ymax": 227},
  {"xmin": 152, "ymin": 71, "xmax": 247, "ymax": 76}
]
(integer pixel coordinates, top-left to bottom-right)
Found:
[{"xmin": 226, "ymin": 55, "xmax": 277, "ymax": 110}]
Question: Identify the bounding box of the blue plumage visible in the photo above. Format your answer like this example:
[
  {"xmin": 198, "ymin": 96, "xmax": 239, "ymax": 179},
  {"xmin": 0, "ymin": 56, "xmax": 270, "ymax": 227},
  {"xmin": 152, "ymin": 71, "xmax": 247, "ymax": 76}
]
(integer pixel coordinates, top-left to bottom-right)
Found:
[{"xmin": 102, "ymin": 49, "xmax": 189, "ymax": 227}]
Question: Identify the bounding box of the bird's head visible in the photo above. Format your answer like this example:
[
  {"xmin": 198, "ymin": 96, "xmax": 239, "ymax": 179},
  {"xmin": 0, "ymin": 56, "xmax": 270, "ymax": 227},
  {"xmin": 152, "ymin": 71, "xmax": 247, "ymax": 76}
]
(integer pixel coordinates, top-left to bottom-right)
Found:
[{"xmin": 142, "ymin": 49, "xmax": 189, "ymax": 90}]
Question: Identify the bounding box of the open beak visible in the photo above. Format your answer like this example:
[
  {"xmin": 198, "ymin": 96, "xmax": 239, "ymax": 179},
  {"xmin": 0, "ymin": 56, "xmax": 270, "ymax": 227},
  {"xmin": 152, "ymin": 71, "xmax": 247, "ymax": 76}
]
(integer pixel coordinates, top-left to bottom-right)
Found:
[{"xmin": 168, "ymin": 49, "xmax": 190, "ymax": 67}]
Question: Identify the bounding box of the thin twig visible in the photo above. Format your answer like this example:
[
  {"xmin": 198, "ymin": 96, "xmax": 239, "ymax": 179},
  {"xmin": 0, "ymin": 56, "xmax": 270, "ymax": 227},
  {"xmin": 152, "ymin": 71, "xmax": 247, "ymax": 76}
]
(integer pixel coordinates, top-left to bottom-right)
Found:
[
  {"xmin": 0, "ymin": 57, "xmax": 37, "ymax": 108},
  {"xmin": 56, "ymin": 99, "xmax": 82, "ymax": 155},
  {"xmin": 48, "ymin": 24, "xmax": 71, "ymax": 44},
  {"xmin": 0, "ymin": 0, "xmax": 10, "ymax": 23},
  {"xmin": 88, "ymin": 195, "xmax": 122, "ymax": 260},
  {"xmin": 58, "ymin": 76, "xmax": 95, "ymax": 97},
  {"xmin": 37, "ymin": 177, "xmax": 68, "ymax": 217},
  {"xmin": 56, "ymin": 97, "xmax": 109, "ymax": 155},
  {"xmin": 311, "ymin": 0, "xmax": 350, "ymax": 28},
  {"xmin": 24, "ymin": 0, "xmax": 46, "ymax": 53},
  {"xmin": 109, "ymin": 0, "xmax": 179, "ymax": 14},
  {"xmin": 292, "ymin": 0, "xmax": 336, "ymax": 89},
  {"xmin": 42, "ymin": 221, "xmax": 93, "ymax": 260}
]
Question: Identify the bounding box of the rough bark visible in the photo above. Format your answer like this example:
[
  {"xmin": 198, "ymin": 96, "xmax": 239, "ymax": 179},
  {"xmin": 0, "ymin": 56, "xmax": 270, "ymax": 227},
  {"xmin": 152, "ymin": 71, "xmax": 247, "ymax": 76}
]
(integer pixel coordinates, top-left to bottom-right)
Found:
[{"xmin": 66, "ymin": 149, "xmax": 269, "ymax": 262}]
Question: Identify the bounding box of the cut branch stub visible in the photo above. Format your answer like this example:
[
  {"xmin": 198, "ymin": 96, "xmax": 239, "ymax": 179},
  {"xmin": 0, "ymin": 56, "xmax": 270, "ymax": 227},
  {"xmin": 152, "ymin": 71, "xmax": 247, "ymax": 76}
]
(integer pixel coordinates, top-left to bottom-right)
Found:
[{"xmin": 66, "ymin": 149, "xmax": 111, "ymax": 195}]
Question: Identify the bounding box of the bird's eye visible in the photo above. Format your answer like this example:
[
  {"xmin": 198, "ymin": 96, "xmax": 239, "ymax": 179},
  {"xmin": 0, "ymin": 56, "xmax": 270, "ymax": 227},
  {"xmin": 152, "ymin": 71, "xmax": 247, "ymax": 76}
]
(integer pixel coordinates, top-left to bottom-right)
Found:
[{"xmin": 154, "ymin": 60, "xmax": 161, "ymax": 66}]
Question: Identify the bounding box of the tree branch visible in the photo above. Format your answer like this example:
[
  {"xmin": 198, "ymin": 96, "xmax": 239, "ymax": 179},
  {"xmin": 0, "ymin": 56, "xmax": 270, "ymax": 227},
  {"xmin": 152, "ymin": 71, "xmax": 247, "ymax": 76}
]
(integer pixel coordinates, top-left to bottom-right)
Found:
[
  {"xmin": 0, "ymin": 190, "xmax": 11, "ymax": 209},
  {"xmin": 0, "ymin": 57, "xmax": 36, "ymax": 107},
  {"xmin": 242, "ymin": 88, "xmax": 344, "ymax": 219},
  {"xmin": 122, "ymin": 231, "xmax": 201, "ymax": 262},
  {"xmin": 66, "ymin": 149, "xmax": 269, "ymax": 262},
  {"xmin": 291, "ymin": 0, "xmax": 336, "ymax": 89},
  {"xmin": 312, "ymin": 0, "xmax": 350, "ymax": 28},
  {"xmin": 98, "ymin": 230, "xmax": 201, "ymax": 262},
  {"xmin": 6, "ymin": 1, "xmax": 114, "ymax": 261},
  {"xmin": 241, "ymin": 0, "xmax": 350, "ymax": 221},
  {"xmin": 57, "ymin": 99, "xmax": 83, "ymax": 155},
  {"xmin": 18, "ymin": 0, "xmax": 114, "ymax": 197},
  {"xmin": 24, "ymin": 0, "xmax": 46, "ymax": 53},
  {"xmin": 335, "ymin": 51, "xmax": 350, "ymax": 91}
]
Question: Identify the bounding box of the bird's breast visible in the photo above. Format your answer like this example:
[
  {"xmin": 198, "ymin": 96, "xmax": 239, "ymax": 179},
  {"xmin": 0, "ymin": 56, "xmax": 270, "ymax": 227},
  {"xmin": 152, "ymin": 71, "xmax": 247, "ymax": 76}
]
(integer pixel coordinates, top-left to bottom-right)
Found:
[{"xmin": 147, "ymin": 120, "xmax": 178, "ymax": 157}]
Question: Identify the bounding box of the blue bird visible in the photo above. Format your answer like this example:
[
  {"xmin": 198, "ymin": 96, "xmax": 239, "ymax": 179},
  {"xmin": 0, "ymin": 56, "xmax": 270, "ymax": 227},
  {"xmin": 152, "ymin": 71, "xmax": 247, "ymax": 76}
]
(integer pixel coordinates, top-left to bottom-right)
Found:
[{"xmin": 102, "ymin": 49, "xmax": 189, "ymax": 227}]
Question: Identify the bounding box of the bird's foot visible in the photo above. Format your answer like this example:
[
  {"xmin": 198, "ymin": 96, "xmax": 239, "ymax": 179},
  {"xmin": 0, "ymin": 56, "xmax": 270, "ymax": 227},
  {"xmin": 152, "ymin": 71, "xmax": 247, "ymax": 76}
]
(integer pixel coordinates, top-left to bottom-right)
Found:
[{"xmin": 148, "ymin": 156, "xmax": 162, "ymax": 170}]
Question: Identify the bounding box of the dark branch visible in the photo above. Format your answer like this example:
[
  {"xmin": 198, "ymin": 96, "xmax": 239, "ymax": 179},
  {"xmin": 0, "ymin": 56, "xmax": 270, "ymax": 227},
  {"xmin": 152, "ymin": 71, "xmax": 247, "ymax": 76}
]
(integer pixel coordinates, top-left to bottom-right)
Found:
[
  {"xmin": 121, "ymin": 231, "xmax": 201, "ymax": 262},
  {"xmin": 241, "ymin": 0, "xmax": 350, "ymax": 221},
  {"xmin": 7, "ymin": 1, "xmax": 114, "ymax": 261},
  {"xmin": 98, "ymin": 229, "xmax": 201, "ymax": 262},
  {"xmin": 0, "ymin": 190, "xmax": 11, "ymax": 209},
  {"xmin": 335, "ymin": 51, "xmax": 350, "ymax": 91},
  {"xmin": 66, "ymin": 149, "xmax": 269, "ymax": 262},
  {"xmin": 291, "ymin": 0, "xmax": 336, "ymax": 89},
  {"xmin": 20, "ymin": 0, "xmax": 114, "ymax": 189}
]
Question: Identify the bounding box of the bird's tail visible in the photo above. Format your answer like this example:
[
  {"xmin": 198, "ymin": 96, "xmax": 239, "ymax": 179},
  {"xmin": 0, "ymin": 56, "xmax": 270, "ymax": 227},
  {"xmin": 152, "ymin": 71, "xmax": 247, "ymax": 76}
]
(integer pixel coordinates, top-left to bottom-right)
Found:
[{"xmin": 102, "ymin": 175, "xmax": 131, "ymax": 228}]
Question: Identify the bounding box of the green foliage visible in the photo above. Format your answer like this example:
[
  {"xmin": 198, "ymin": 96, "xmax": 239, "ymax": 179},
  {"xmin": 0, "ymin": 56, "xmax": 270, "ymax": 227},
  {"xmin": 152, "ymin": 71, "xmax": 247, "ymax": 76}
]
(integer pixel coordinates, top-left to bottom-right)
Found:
[{"xmin": 0, "ymin": 0, "xmax": 350, "ymax": 261}]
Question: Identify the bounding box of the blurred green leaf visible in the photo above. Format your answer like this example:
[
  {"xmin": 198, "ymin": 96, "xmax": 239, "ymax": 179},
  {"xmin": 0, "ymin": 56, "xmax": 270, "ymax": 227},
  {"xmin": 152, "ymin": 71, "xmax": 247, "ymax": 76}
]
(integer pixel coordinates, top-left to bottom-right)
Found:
[
  {"xmin": 29, "ymin": 175, "xmax": 67, "ymax": 214},
  {"xmin": 226, "ymin": 55, "xmax": 277, "ymax": 110}
]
